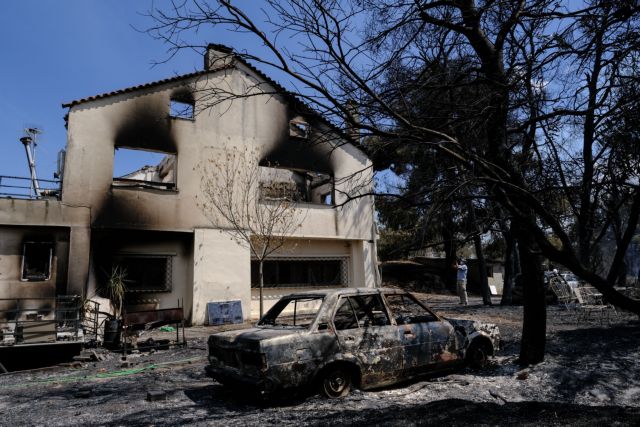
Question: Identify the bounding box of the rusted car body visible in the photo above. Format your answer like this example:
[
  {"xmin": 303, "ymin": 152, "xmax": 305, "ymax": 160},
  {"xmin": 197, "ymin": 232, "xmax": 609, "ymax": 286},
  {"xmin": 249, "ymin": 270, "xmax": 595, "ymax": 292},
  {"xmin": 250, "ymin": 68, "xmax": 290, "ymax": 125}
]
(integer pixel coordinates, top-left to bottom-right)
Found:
[{"xmin": 205, "ymin": 288, "xmax": 500, "ymax": 398}]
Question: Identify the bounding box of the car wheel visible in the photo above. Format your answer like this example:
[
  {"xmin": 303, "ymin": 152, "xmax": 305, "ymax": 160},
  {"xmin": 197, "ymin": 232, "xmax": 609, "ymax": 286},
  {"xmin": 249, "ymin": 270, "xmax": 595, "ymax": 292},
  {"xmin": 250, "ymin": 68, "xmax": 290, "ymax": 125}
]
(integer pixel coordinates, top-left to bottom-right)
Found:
[
  {"xmin": 467, "ymin": 340, "xmax": 491, "ymax": 369},
  {"xmin": 321, "ymin": 366, "xmax": 352, "ymax": 398}
]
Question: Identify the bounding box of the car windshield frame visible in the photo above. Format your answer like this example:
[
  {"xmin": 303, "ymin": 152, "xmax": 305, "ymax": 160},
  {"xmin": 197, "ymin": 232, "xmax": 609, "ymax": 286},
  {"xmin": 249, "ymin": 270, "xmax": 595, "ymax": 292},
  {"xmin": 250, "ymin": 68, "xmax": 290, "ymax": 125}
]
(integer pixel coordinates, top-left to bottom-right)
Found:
[
  {"xmin": 383, "ymin": 292, "xmax": 440, "ymax": 324},
  {"xmin": 257, "ymin": 295, "xmax": 325, "ymax": 330}
]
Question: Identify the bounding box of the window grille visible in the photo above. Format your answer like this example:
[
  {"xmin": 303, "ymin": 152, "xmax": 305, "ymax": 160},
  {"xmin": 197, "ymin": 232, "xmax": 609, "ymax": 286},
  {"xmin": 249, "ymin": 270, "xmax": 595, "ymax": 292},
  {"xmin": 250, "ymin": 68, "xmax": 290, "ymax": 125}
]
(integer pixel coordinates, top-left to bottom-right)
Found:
[
  {"xmin": 112, "ymin": 255, "xmax": 173, "ymax": 293},
  {"xmin": 251, "ymin": 257, "xmax": 349, "ymax": 288}
]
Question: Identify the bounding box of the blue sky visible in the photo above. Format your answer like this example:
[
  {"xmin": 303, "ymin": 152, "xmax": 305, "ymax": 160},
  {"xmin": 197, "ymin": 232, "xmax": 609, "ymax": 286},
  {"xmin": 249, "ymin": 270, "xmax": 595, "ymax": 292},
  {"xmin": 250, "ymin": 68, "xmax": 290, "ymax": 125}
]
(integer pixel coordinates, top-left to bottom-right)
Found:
[
  {"xmin": 0, "ymin": 1, "xmax": 391, "ymax": 195},
  {"xmin": 0, "ymin": 1, "xmax": 327, "ymax": 186},
  {"xmin": 0, "ymin": 1, "xmax": 588, "ymax": 188},
  {"xmin": 0, "ymin": 1, "xmax": 224, "ymax": 181}
]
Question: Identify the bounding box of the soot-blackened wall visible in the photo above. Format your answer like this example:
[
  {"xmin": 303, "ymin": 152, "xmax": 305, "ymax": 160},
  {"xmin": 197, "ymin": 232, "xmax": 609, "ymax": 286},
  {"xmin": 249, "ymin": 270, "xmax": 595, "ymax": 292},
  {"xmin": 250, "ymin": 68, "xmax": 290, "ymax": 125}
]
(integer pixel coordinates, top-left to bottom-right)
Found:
[{"xmin": 0, "ymin": 226, "xmax": 70, "ymax": 321}]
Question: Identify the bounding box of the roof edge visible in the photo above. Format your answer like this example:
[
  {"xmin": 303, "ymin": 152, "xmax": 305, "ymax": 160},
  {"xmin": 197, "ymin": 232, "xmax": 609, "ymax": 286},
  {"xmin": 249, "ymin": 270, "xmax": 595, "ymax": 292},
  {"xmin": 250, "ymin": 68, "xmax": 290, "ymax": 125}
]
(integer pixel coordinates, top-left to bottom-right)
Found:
[
  {"xmin": 61, "ymin": 50, "xmax": 370, "ymax": 160},
  {"xmin": 62, "ymin": 63, "xmax": 235, "ymax": 108}
]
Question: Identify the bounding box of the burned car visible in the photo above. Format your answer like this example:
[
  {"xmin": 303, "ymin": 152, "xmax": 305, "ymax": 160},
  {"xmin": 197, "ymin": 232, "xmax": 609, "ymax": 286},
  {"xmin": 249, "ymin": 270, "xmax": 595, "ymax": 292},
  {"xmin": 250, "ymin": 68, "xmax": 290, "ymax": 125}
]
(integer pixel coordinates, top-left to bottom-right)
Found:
[{"xmin": 205, "ymin": 288, "xmax": 500, "ymax": 398}]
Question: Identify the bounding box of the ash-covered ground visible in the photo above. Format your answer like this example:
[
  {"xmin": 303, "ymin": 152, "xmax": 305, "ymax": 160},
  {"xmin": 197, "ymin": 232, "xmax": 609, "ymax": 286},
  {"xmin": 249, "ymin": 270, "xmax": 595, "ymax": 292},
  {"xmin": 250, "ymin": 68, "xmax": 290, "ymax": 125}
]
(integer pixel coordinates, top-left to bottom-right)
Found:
[{"xmin": 1, "ymin": 294, "xmax": 639, "ymax": 426}]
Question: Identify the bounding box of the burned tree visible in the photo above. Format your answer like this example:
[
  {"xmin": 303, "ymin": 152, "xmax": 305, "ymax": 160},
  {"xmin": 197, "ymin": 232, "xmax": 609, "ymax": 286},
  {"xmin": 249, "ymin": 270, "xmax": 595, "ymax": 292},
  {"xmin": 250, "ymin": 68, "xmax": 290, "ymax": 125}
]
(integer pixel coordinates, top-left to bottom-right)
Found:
[
  {"xmin": 199, "ymin": 148, "xmax": 305, "ymax": 317},
  {"xmin": 149, "ymin": 0, "xmax": 640, "ymax": 364}
]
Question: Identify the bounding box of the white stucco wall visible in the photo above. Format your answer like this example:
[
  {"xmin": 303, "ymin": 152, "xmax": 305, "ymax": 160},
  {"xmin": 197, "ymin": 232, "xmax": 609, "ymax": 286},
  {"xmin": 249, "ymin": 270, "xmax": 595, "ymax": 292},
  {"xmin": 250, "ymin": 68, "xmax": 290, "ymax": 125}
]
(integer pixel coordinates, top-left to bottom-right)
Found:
[
  {"xmin": 249, "ymin": 238, "xmax": 374, "ymax": 318},
  {"xmin": 50, "ymin": 60, "xmax": 377, "ymax": 323},
  {"xmin": 63, "ymin": 66, "xmax": 374, "ymax": 241},
  {"xmin": 193, "ymin": 228, "xmax": 251, "ymax": 324}
]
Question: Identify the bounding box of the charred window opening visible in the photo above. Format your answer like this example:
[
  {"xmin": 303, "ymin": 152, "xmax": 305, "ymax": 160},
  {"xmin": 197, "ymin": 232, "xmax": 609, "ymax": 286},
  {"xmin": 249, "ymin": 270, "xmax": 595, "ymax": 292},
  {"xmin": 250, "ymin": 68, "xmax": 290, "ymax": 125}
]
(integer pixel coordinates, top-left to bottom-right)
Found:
[
  {"xmin": 169, "ymin": 99, "xmax": 194, "ymax": 120},
  {"xmin": 289, "ymin": 119, "xmax": 310, "ymax": 139},
  {"xmin": 21, "ymin": 242, "xmax": 53, "ymax": 281},
  {"xmin": 259, "ymin": 166, "xmax": 334, "ymax": 205},
  {"xmin": 113, "ymin": 147, "xmax": 176, "ymax": 190},
  {"xmin": 112, "ymin": 254, "xmax": 172, "ymax": 293},
  {"xmin": 251, "ymin": 257, "xmax": 348, "ymax": 288}
]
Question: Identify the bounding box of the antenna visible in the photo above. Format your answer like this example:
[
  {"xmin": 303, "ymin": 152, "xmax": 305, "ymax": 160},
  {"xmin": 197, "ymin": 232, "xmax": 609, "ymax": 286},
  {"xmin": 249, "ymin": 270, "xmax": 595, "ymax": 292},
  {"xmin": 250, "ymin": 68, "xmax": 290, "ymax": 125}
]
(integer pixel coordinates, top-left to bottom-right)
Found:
[{"xmin": 19, "ymin": 127, "xmax": 43, "ymax": 198}]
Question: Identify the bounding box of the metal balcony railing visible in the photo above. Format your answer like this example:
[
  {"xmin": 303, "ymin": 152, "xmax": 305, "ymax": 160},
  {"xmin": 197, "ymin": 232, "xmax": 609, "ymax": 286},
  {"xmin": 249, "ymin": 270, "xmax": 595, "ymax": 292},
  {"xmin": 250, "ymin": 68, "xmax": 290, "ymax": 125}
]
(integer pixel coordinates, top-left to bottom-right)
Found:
[{"xmin": 0, "ymin": 175, "xmax": 61, "ymax": 199}]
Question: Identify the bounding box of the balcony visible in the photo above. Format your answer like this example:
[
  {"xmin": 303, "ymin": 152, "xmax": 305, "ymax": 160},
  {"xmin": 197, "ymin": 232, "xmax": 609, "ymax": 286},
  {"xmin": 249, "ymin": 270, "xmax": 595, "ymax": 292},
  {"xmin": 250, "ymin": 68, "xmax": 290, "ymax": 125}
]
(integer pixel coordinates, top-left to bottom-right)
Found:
[{"xmin": 0, "ymin": 175, "xmax": 61, "ymax": 200}]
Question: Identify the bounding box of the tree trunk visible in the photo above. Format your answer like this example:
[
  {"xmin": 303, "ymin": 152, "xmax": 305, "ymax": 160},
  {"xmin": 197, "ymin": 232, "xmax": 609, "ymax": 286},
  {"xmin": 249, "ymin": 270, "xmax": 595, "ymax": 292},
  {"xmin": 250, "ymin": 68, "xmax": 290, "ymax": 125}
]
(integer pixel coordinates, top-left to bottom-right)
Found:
[
  {"xmin": 468, "ymin": 198, "xmax": 491, "ymax": 304},
  {"xmin": 516, "ymin": 221, "xmax": 546, "ymax": 366},
  {"xmin": 513, "ymin": 238, "xmax": 521, "ymax": 276},
  {"xmin": 442, "ymin": 224, "xmax": 457, "ymax": 291},
  {"xmin": 618, "ymin": 260, "xmax": 628, "ymax": 287},
  {"xmin": 473, "ymin": 234, "xmax": 492, "ymax": 305},
  {"xmin": 500, "ymin": 226, "xmax": 515, "ymax": 305},
  {"xmin": 259, "ymin": 259, "xmax": 264, "ymax": 318}
]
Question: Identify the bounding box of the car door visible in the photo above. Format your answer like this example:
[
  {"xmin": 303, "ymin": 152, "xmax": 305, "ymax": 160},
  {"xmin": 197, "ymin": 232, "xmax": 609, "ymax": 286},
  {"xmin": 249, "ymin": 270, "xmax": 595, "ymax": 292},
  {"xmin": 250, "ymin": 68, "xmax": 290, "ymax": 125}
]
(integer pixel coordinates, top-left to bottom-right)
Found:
[
  {"xmin": 427, "ymin": 319, "xmax": 459, "ymax": 368},
  {"xmin": 332, "ymin": 294, "xmax": 403, "ymax": 388},
  {"xmin": 384, "ymin": 292, "xmax": 461, "ymax": 375},
  {"xmin": 383, "ymin": 293, "xmax": 434, "ymax": 374}
]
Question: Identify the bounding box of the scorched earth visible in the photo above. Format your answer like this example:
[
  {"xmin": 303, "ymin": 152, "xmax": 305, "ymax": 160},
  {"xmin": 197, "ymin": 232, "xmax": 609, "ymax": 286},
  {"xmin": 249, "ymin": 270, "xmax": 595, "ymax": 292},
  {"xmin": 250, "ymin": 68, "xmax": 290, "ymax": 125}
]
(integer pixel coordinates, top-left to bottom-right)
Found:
[{"xmin": 0, "ymin": 293, "xmax": 638, "ymax": 426}]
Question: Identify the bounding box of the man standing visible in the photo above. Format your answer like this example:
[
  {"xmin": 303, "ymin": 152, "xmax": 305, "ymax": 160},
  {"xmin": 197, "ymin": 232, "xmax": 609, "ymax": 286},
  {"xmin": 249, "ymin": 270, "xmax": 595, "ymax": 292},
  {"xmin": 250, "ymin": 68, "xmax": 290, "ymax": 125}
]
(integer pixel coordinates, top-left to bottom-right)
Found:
[{"xmin": 453, "ymin": 258, "xmax": 468, "ymax": 305}]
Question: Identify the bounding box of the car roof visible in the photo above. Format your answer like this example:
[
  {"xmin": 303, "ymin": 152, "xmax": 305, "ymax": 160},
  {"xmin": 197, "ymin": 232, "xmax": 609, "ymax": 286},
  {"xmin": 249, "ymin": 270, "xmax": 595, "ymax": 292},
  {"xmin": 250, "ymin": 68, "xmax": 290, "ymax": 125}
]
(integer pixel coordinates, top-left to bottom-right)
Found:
[{"xmin": 279, "ymin": 287, "xmax": 404, "ymax": 299}]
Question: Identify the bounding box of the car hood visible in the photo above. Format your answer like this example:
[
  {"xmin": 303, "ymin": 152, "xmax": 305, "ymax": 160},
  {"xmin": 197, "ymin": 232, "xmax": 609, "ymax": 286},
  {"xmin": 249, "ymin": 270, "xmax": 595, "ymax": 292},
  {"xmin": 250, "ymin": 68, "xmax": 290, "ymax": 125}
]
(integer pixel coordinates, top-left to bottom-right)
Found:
[{"xmin": 208, "ymin": 327, "xmax": 308, "ymax": 351}]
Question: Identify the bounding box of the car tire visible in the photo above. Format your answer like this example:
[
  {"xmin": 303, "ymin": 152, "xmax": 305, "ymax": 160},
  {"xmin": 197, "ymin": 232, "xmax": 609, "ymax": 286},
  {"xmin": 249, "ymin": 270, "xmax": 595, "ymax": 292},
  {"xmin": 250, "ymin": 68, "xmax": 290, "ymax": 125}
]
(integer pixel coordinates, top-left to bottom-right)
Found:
[
  {"xmin": 321, "ymin": 365, "xmax": 352, "ymax": 398},
  {"xmin": 466, "ymin": 340, "xmax": 491, "ymax": 369}
]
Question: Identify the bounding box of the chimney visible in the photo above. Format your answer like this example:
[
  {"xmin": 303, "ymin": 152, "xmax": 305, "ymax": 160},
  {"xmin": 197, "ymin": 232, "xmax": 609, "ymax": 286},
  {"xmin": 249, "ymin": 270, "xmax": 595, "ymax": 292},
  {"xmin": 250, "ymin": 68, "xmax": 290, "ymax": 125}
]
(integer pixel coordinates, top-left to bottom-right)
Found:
[{"xmin": 204, "ymin": 43, "xmax": 235, "ymax": 70}]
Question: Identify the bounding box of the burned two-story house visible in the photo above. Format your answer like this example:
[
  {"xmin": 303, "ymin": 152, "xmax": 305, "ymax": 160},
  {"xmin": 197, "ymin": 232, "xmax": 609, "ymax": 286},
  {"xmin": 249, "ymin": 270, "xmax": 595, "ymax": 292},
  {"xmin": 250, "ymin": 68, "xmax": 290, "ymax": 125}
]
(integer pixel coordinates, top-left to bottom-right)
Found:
[{"xmin": 0, "ymin": 44, "xmax": 378, "ymax": 332}]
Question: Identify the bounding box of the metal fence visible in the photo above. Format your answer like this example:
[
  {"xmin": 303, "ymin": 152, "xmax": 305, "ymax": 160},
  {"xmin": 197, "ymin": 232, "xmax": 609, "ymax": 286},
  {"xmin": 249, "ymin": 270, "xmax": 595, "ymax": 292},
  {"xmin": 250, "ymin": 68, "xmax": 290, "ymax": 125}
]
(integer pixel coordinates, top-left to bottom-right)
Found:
[{"xmin": 0, "ymin": 296, "xmax": 98, "ymax": 346}]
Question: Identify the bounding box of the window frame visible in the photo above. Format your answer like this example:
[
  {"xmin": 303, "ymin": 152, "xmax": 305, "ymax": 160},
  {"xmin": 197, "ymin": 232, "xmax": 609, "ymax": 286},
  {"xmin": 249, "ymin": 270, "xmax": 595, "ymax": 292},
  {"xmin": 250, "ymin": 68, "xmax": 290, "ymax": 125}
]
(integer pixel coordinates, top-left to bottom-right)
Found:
[
  {"xmin": 258, "ymin": 165, "xmax": 335, "ymax": 206},
  {"xmin": 289, "ymin": 119, "xmax": 310, "ymax": 139},
  {"xmin": 332, "ymin": 294, "xmax": 391, "ymax": 330},
  {"xmin": 20, "ymin": 242, "xmax": 54, "ymax": 282},
  {"xmin": 257, "ymin": 296, "xmax": 324, "ymax": 329},
  {"xmin": 112, "ymin": 147, "xmax": 178, "ymax": 191},
  {"xmin": 383, "ymin": 292, "xmax": 440, "ymax": 325},
  {"xmin": 250, "ymin": 257, "xmax": 349, "ymax": 288},
  {"xmin": 169, "ymin": 98, "xmax": 195, "ymax": 121},
  {"xmin": 112, "ymin": 253, "xmax": 174, "ymax": 293},
  {"xmin": 332, "ymin": 297, "xmax": 360, "ymax": 330}
]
